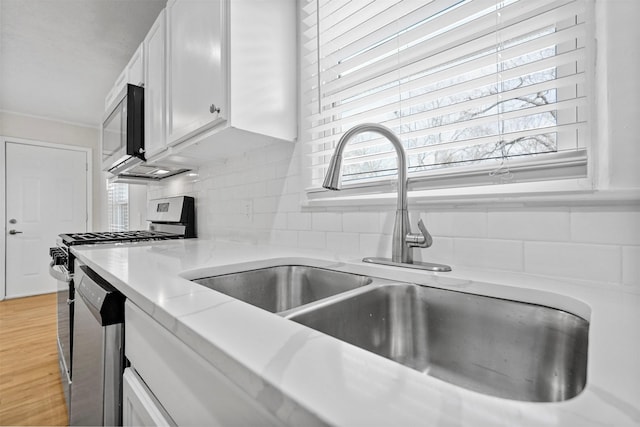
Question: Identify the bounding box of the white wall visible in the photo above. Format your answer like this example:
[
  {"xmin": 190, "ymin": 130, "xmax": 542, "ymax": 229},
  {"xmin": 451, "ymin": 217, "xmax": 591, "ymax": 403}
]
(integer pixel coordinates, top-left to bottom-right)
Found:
[
  {"xmin": 0, "ymin": 111, "xmax": 106, "ymax": 230},
  {"xmin": 148, "ymin": 0, "xmax": 640, "ymax": 290}
]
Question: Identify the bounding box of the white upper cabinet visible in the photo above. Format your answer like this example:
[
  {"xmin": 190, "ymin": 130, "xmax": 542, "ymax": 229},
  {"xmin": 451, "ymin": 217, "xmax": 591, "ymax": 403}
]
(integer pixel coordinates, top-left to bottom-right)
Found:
[
  {"xmin": 103, "ymin": 0, "xmax": 297, "ymax": 171},
  {"xmin": 154, "ymin": 0, "xmax": 297, "ymax": 166},
  {"xmin": 166, "ymin": 0, "xmax": 225, "ymax": 146},
  {"xmin": 127, "ymin": 44, "xmax": 145, "ymax": 87},
  {"xmin": 104, "ymin": 43, "xmax": 145, "ymax": 112},
  {"xmin": 143, "ymin": 10, "xmax": 167, "ymax": 159}
]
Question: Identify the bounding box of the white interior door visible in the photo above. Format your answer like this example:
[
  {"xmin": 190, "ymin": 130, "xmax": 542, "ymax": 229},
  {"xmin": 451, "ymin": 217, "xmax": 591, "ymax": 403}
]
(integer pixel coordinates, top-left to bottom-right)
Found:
[{"xmin": 5, "ymin": 142, "xmax": 87, "ymax": 298}]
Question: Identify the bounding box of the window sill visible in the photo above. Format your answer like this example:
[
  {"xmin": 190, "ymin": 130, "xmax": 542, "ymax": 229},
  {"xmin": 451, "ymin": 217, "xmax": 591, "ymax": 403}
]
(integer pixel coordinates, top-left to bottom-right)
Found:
[{"xmin": 303, "ymin": 180, "xmax": 640, "ymax": 210}]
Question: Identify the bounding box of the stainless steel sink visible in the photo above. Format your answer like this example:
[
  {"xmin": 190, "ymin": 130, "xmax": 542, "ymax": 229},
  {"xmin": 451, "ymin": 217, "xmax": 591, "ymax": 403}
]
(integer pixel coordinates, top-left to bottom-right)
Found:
[
  {"xmin": 286, "ymin": 283, "xmax": 589, "ymax": 402},
  {"xmin": 192, "ymin": 265, "xmax": 372, "ymax": 313}
]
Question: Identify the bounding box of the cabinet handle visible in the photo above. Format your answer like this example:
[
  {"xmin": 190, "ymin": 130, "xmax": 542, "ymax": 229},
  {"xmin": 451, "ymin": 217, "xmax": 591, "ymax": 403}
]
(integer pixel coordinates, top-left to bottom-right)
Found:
[{"xmin": 209, "ymin": 104, "xmax": 221, "ymax": 114}]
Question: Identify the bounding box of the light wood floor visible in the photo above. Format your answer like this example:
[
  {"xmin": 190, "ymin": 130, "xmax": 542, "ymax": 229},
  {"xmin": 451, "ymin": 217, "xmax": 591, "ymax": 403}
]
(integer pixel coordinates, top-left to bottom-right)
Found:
[{"xmin": 0, "ymin": 293, "xmax": 68, "ymax": 426}]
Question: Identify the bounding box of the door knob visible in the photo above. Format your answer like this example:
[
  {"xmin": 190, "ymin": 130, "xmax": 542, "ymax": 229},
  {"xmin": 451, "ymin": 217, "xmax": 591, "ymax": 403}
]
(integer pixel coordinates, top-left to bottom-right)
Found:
[
  {"xmin": 9, "ymin": 229, "xmax": 23, "ymax": 235},
  {"xmin": 9, "ymin": 218, "xmax": 17, "ymax": 224}
]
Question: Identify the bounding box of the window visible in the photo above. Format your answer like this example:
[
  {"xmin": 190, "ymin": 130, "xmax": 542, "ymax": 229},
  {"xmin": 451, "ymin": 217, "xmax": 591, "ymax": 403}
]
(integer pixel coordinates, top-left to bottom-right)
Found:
[
  {"xmin": 107, "ymin": 182, "xmax": 129, "ymax": 231},
  {"xmin": 302, "ymin": 0, "xmax": 590, "ymax": 196}
]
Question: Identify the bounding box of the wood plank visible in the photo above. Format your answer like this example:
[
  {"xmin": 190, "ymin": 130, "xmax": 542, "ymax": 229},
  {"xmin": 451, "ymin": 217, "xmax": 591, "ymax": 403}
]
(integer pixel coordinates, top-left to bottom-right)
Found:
[{"xmin": 0, "ymin": 293, "xmax": 68, "ymax": 426}]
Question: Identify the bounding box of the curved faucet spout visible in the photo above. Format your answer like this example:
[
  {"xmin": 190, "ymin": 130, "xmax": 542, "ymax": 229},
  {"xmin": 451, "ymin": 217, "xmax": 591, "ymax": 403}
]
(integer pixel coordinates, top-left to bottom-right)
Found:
[
  {"xmin": 323, "ymin": 123, "xmax": 433, "ymax": 264},
  {"xmin": 322, "ymin": 123, "xmax": 407, "ymax": 211},
  {"xmin": 322, "ymin": 124, "xmax": 450, "ymax": 271}
]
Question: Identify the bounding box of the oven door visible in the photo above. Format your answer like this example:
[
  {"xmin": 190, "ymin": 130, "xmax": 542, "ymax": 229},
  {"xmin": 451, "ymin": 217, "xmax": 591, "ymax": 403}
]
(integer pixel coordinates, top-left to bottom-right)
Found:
[{"xmin": 49, "ymin": 262, "xmax": 73, "ymax": 412}]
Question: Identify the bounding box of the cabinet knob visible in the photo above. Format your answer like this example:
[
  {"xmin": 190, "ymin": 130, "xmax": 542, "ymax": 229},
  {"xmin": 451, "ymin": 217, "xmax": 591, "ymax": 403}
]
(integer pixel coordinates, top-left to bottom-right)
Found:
[{"xmin": 209, "ymin": 104, "xmax": 221, "ymax": 114}]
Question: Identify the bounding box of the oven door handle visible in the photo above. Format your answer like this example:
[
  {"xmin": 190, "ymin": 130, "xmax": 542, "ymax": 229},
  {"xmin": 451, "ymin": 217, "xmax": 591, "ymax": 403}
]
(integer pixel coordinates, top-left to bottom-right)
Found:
[{"xmin": 49, "ymin": 261, "xmax": 72, "ymax": 283}]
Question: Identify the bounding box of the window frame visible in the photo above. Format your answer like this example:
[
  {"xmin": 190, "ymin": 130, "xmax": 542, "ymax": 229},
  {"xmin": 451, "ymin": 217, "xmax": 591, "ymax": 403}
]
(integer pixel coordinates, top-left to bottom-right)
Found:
[{"xmin": 300, "ymin": 0, "xmax": 599, "ymax": 207}]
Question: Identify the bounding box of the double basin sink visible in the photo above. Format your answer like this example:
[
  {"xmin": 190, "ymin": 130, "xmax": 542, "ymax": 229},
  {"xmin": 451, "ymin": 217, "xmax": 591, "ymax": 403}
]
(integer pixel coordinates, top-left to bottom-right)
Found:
[{"xmin": 192, "ymin": 265, "xmax": 588, "ymax": 402}]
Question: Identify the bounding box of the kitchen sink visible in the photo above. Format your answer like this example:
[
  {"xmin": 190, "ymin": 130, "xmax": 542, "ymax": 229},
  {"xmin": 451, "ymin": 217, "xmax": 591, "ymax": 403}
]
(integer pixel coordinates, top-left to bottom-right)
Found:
[
  {"xmin": 286, "ymin": 283, "xmax": 589, "ymax": 402},
  {"xmin": 192, "ymin": 263, "xmax": 588, "ymax": 402},
  {"xmin": 192, "ymin": 265, "xmax": 372, "ymax": 313}
]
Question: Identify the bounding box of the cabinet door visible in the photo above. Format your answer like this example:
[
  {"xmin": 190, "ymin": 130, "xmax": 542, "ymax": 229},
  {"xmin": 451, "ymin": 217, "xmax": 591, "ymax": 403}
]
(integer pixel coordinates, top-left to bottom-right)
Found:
[
  {"xmin": 125, "ymin": 301, "xmax": 283, "ymax": 426},
  {"xmin": 144, "ymin": 10, "xmax": 167, "ymax": 158},
  {"xmin": 104, "ymin": 44, "xmax": 144, "ymax": 112},
  {"xmin": 105, "ymin": 69, "xmax": 127, "ymax": 110},
  {"xmin": 127, "ymin": 43, "xmax": 145, "ymax": 87},
  {"xmin": 123, "ymin": 368, "xmax": 175, "ymax": 427},
  {"xmin": 166, "ymin": 0, "xmax": 226, "ymax": 145}
]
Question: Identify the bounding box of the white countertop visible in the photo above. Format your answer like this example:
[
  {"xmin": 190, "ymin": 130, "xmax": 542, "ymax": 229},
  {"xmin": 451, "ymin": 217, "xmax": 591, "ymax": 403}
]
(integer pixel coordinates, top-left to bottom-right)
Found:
[{"xmin": 72, "ymin": 238, "xmax": 640, "ymax": 426}]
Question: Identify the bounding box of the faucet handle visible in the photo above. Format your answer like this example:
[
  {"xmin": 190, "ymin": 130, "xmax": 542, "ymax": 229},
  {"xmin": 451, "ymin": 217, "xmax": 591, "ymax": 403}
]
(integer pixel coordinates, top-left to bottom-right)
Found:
[{"xmin": 406, "ymin": 218, "xmax": 433, "ymax": 248}]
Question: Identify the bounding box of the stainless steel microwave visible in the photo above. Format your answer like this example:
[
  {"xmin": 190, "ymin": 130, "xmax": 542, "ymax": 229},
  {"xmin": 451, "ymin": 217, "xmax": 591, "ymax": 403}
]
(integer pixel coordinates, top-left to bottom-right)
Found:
[{"xmin": 102, "ymin": 84, "xmax": 145, "ymax": 174}]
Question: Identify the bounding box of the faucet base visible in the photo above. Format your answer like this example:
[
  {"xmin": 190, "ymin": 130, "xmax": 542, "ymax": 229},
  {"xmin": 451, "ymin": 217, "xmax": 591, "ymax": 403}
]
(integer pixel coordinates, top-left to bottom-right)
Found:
[{"xmin": 363, "ymin": 257, "xmax": 452, "ymax": 272}]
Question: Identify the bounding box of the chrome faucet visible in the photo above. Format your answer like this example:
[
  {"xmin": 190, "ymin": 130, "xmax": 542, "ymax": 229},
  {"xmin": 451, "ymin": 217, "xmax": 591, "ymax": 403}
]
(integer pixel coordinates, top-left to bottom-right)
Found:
[{"xmin": 323, "ymin": 123, "xmax": 451, "ymax": 272}]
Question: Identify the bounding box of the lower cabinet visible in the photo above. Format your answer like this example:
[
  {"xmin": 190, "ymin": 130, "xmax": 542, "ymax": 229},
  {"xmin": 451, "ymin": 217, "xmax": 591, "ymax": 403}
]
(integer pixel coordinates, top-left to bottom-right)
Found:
[
  {"xmin": 125, "ymin": 301, "xmax": 284, "ymax": 426},
  {"xmin": 123, "ymin": 368, "xmax": 176, "ymax": 426}
]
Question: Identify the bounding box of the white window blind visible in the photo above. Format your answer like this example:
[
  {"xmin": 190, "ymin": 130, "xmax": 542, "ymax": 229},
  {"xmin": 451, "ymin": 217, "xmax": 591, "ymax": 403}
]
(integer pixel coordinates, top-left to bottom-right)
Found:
[
  {"xmin": 302, "ymin": 0, "xmax": 590, "ymax": 193},
  {"xmin": 107, "ymin": 182, "xmax": 129, "ymax": 231}
]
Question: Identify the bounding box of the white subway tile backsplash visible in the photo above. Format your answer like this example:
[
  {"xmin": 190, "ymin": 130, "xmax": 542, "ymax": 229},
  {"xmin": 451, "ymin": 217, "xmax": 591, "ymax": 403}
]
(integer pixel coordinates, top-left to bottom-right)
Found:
[
  {"xmin": 252, "ymin": 213, "xmax": 276, "ymax": 230},
  {"xmin": 248, "ymin": 181, "xmax": 268, "ymax": 198},
  {"xmin": 422, "ymin": 211, "xmax": 487, "ymax": 238},
  {"xmin": 287, "ymin": 212, "xmax": 311, "ymax": 230},
  {"xmin": 525, "ymin": 242, "xmax": 622, "ymax": 283},
  {"xmin": 379, "ymin": 211, "xmax": 395, "ymax": 232},
  {"xmin": 270, "ymin": 229, "xmax": 298, "ymax": 247},
  {"xmin": 266, "ymin": 143, "xmax": 294, "ymax": 164},
  {"xmin": 151, "ymin": 140, "xmax": 640, "ymax": 287},
  {"xmin": 327, "ymin": 232, "xmax": 360, "ymax": 257},
  {"xmin": 414, "ymin": 237, "xmax": 454, "ymax": 266},
  {"xmin": 451, "ymin": 211, "xmax": 488, "ymax": 238},
  {"xmin": 272, "ymin": 212, "xmax": 288, "ymax": 230},
  {"xmin": 359, "ymin": 233, "xmax": 392, "ymax": 259},
  {"xmin": 622, "ymin": 246, "xmax": 640, "ymax": 286},
  {"xmin": 453, "ymin": 238, "xmax": 523, "ymax": 271},
  {"xmin": 277, "ymin": 194, "xmax": 301, "ymax": 213},
  {"xmin": 311, "ymin": 212, "xmax": 342, "ymax": 232},
  {"xmin": 284, "ymin": 175, "xmax": 303, "ymax": 194},
  {"xmin": 425, "ymin": 212, "xmax": 454, "ymax": 236},
  {"xmin": 266, "ymin": 178, "xmax": 286, "ymax": 196},
  {"xmin": 488, "ymin": 209, "xmax": 571, "ymax": 241},
  {"xmin": 298, "ymin": 231, "xmax": 326, "ymax": 250},
  {"xmin": 253, "ymin": 196, "xmax": 278, "ymax": 213},
  {"xmin": 274, "ymin": 162, "xmax": 292, "ymax": 179},
  {"xmin": 571, "ymin": 209, "xmax": 640, "ymax": 245},
  {"xmin": 343, "ymin": 212, "xmax": 380, "ymax": 233}
]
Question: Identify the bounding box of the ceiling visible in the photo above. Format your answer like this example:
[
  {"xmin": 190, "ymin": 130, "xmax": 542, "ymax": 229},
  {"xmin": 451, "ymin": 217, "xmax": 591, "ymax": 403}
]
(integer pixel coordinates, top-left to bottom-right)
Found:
[{"xmin": 0, "ymin": 0, "xmax": 166, "ymax": 128}]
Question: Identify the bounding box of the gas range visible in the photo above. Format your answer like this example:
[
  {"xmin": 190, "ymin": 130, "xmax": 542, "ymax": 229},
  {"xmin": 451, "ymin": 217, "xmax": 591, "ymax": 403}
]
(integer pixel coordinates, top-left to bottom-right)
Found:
[
  {"xmin": 48, "ymin": 196, "xmax": 195, "ymax": 418},
  {"xmin": 50, "ymin": 196, "xmax": 195, "ymax": 274},
  {"xmin": 49, "ymin": 230, "xmax": 184, "ymax": 273}
]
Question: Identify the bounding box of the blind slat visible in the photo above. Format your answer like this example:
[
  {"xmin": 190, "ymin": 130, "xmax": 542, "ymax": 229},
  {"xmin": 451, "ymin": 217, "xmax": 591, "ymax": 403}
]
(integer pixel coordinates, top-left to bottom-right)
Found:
[
  {"xmin": 309, "ymin": 97, "xmax": 587, "ymax": 160},
  {"xmin": 309, "ymin": 72, "xmax": 586, "ymax": 149},
  {"xmin": 309, "ymin": 48, "xmax": 585, "ymax": 134},
  {"xmin": 318, "ymin": 0, "xmax": 584, "ymax": 97},
  {"xmin": 311, "ymin": 123, "xmax": 586, "ymax": 172}
]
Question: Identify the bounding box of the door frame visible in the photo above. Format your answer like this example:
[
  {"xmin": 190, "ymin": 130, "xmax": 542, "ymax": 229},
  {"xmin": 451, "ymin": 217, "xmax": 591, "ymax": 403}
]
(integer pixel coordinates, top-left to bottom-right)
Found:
[{"xmin": 0, "ymin": 136, "xmax": 93, "ymax": 300}]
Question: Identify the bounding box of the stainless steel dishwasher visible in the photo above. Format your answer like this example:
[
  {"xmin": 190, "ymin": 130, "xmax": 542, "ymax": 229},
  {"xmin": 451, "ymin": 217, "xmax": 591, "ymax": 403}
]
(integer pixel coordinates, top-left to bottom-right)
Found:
[{"xmin": 70, "ymin": 263, "xmax": 125, "ymax": 426}]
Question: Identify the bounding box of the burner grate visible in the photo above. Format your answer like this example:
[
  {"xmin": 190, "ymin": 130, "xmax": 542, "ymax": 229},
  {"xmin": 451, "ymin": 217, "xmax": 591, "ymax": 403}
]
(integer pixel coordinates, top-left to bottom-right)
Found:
[{"xmin": 60, "ymin": 230, "xmax": 183, "ymax": 246}]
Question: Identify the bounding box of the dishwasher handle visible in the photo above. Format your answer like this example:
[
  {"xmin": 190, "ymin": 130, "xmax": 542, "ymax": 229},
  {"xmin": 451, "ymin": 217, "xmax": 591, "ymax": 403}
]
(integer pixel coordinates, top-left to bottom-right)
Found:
[
  {"xmin": 49, "ymin": 261, "xmax": 72, "ymax": 283},
  {"xmin": 76, "ymin": 265, "xmax": 125, "ymax": 326}
]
